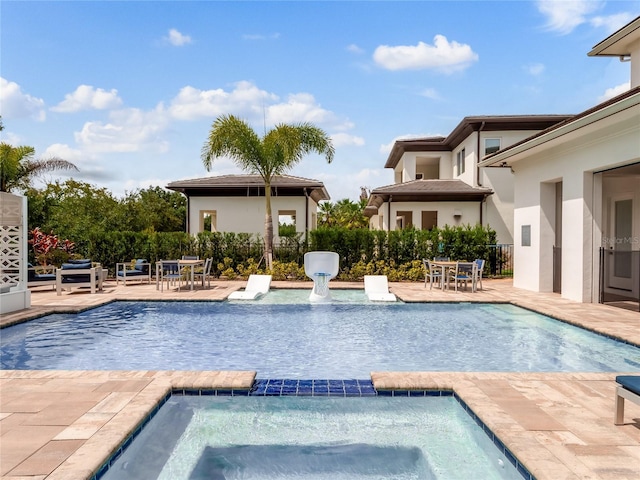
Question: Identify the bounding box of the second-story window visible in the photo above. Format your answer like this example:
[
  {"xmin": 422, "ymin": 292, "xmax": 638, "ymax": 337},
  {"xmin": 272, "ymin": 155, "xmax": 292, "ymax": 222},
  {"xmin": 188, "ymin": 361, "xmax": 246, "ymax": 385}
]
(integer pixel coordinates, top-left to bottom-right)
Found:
[
  {"xmin": 485, "ymin": 138, "xmax": 501, "ymax": 156},
  {"xmin": 456, "ymin": 148, "xmax": 466, "ymax": 176}
]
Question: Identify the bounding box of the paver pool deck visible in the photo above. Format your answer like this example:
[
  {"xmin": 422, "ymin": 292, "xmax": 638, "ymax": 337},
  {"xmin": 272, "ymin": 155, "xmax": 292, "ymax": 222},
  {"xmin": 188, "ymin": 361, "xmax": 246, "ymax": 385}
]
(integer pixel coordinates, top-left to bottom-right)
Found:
[{"xmin": 1, "ymin": 278, "xmax": 639, "ymax": 479}]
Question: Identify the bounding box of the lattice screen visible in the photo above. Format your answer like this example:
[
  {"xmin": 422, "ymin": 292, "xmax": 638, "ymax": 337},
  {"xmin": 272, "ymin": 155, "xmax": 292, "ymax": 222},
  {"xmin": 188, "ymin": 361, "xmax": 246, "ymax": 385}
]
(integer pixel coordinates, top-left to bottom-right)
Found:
[{"xmin": 0, "ymin": 192, "xmax": 26, "ymax": 287}]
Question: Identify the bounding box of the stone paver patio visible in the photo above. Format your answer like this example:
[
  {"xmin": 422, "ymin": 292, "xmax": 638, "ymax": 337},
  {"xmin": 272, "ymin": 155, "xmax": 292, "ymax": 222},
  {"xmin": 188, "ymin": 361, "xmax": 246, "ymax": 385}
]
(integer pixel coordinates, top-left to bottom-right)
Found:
[{"xmin": 1, "ymin": 278, "xmax": 639, "ymax": 479}]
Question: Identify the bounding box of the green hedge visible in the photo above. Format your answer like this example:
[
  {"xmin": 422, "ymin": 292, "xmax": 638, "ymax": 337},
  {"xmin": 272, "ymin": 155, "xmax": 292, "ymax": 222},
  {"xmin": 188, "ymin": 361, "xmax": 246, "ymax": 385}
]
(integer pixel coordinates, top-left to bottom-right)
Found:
[{"xmin": 54, "ymin": 224, "xmax": 497, "ymax": 280}]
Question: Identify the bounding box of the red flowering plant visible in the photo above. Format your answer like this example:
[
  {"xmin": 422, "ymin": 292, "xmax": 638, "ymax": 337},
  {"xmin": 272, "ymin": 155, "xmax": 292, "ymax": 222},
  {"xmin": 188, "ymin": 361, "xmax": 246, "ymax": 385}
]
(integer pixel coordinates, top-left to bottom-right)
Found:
[{"xmin": 29, "ymin": 227, "xmax": 75, "ymax": 269}]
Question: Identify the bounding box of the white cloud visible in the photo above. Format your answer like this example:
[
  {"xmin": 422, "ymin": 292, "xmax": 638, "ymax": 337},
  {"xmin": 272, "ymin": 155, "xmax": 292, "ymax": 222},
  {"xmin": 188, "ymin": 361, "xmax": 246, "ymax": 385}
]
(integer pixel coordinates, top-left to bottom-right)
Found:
[
  {"xmin": 536, "ymin": 0, "xmax": 603, "ymax": 35},
  {"xmin": 420, "ymin": 88, "xmax": 442, "ymax": 100},
  {"xmin": 330, "ymin": 132, "xmax": 365, "ymax": 147},
  {"xmin": 267, "ymin": 93, "xmax": 339, "ymax": 125},
  {"xmin": 168, "ymin": 81, "xmax": 278, "ymax": 121},
  {"xmin": 0, "ymin": 77, "xmax": 46, "ymax": 121},
  {"xmin": 590, "ymin": 13, "xmax": 636, "ymax": 33},
  {"xmin": 379, "ymin": 141, "xmax": 395, "ymax": 154},
  {"xmin": 52, "ymin": 85, "xmax": 123, "ymax": 113},
  {"xmin": 74, "ymin": 106, "xmax": 170, "ymax": 154},
  {"xmin": 166, "ymin": 28, "xmax": 192, "ymax": 46},
  {"xmin": 598, "ymin": 82, "xmax": 630, "ymax": 102},
  {"xmin": 373, "ymin": 35, "xmax": 478, "ymax": 72},
  {"xmin": 523, "ymin": 63, "xmax": 545, "ymax": 76},
  {"xmin": 1, "ymin": 131, "xmax": 22, "ymax": 145},
  {"xmin": 43, "ymin": 143, "xmax": 85, "ymax": 162},
  {"xmin": 346, "ymin": 44, "xmax": 364, "ymax": 54}
]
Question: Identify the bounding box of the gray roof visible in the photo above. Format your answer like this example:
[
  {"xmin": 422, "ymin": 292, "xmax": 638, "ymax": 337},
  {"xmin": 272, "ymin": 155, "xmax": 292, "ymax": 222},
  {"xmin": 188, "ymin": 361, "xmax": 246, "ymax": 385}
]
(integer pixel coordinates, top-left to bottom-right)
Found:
[
  {"xmin": 385, "ymin": 115, "xmax": 574, "ymax": 169},
  {"xmin": 166, "ymin": 174, "xmax": 330, "ymax": 201},
  {"xmin": 365, "ymin": 179, "xmax": 493, "ymax": 213}
]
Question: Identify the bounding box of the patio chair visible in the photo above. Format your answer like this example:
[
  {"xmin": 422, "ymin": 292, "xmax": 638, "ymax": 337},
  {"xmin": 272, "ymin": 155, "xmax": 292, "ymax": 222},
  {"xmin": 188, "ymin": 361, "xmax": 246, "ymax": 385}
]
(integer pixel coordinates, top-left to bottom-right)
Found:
[
  {"xmin": 116, "ymin": 259, "xmax": 151, "ymax": 286},
  {"xmin": 447, "ymin": 261, "xmax": 478, "ymax": 292},
  {"xmin": 181, "ymin": 255, "xmax": 199, "ymax": 260},
  {"xmin": 434, "ymin": 256, "xmax": 450, "ymax": 262},
  {"xmin": 423, "ymin": 259, "xmax": 443, "ymax": 290},
  {"xmin": 364, "ymin": 275, "xmax": 397, "ymax": 302},
  {"xmin": 27, "ymin": 263, "xmax": 56, "ymax": 290},
  {"xmin": 228, "ymin": 274, "xmax": 272, "ymax": 300},
  {"xmin": 474, "ymin": 259, "xmax": 486, "ymax": 290},
  {"xmin": 193, "ymin": 257, "xmax": 214, "ymax": 289},
  {"xmin": 614, "ymin": 375, "xmax": 640, "ymax": 425},
  {"xmin": 159, "ymin": 260, "xmax": 182, "ymax": 292},
  {"xmin": 56, "ymin": 259, "xmax": 103, "ymax": 295}
]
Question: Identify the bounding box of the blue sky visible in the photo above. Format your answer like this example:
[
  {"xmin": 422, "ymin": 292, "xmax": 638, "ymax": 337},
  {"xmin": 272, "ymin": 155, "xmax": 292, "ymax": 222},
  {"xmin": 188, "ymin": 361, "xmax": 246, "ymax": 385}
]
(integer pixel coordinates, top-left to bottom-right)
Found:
[{"xmin": 1, "ymin": 0, "xmax": 638, "ymax": 201}]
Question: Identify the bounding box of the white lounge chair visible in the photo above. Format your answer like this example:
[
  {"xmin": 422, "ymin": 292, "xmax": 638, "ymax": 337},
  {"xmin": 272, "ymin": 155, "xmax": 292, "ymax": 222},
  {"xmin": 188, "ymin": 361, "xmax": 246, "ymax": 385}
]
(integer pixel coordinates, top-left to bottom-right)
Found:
[
  {"xmin": 228, "ymin": 274, "xmax": 272, "ymax": 300},
  {"xmin": 364, "ymin": 275, "xmax": 397, "ymax": 302}
]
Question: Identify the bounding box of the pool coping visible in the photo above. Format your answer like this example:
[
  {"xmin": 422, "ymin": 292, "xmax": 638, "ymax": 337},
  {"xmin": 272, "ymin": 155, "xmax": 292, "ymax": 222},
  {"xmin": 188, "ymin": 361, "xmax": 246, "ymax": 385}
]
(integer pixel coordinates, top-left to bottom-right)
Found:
[
  {"xmin": 2, "ymin": 279, "xmax": 640, "ymax": 479},
  {"xmin": 93, "ymin": 381, "xmax": 535, "ymax": 480},
  {"xmin": 4, "ymin": 369, "xmax": 637, "ymax": 480}
]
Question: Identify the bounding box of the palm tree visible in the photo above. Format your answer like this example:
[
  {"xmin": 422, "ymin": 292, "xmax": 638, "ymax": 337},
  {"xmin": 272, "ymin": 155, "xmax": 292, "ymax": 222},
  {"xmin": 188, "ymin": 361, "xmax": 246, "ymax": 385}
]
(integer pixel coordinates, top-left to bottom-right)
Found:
[
  {"xmin": 318, "ymin": 201, "xmax": 337, "ymax": 227},
  {"xmin": 201, "ymin": 114, "xmax": 334, "ymax": 268},
  {"xmin": 0, "ymin": 142, "xmax": 78, "ymax": 193}
]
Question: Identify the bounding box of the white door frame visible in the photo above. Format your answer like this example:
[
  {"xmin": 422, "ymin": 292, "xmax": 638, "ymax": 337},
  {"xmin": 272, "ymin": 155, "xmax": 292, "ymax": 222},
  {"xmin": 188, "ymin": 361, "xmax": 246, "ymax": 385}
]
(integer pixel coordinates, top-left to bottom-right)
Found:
[{"xmin": 607, "ymin": 194, "xmax": 634, "ymax": 291}]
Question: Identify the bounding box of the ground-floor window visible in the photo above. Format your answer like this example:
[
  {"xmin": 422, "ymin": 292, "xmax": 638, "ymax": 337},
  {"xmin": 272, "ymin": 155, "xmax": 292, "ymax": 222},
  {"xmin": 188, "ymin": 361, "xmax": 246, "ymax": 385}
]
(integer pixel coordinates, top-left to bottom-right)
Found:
[
  {"xmin": 200, "ymin": 210, "xmax": 217, "ymax": 233},
  {"xmin": 396, "ymin": 211, "xmax": 413, "ymax": 229},
  {"xmin": 278, "ymin": 210, "xmax": 297, "ymax": 237},
  {"xmin": 421, "ymin": 211, "xmax": 437, "ymax": 230}
]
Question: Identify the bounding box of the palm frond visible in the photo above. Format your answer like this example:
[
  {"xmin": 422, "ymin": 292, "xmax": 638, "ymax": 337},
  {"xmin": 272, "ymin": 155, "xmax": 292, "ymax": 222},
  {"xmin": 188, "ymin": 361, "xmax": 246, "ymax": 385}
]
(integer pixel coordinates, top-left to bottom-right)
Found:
[{"xmin": 201, "ymin": 114, "xmax": 264, "ymax": 173}]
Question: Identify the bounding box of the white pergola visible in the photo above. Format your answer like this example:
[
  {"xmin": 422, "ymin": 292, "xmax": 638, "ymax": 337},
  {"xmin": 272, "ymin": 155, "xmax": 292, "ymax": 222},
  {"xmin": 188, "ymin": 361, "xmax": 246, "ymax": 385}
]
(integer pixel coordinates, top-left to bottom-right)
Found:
[{"xmin": 0, "ymin": 192, "xmax": 31, "ymax": 314}]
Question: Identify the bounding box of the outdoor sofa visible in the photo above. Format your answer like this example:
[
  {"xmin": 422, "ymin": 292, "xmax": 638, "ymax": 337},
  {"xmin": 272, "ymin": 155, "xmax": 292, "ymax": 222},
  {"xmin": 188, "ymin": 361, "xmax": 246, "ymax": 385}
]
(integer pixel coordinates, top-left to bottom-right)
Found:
[
  {"xmin": 56, "ymin": 259, "xmax": 104, "ymax": 295},
  {"xmin": 27, "ymin": 264, "xmax": 57, "ymax": 289},
  {"xmin": 116, "ymin": 259, "xmax": 152, "ymax": 285}
]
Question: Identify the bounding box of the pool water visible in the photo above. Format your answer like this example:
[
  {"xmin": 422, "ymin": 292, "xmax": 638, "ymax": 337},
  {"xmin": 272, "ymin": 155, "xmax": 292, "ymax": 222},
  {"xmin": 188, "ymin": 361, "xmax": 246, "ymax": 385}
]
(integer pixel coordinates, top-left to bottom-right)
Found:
[
  {"xmin": 2, "ymin": 297, "xmax": 639, "ymax": 377},
  {"xmin": 101, "ymin": 395, "xmax": 523, "ymax": 480}
]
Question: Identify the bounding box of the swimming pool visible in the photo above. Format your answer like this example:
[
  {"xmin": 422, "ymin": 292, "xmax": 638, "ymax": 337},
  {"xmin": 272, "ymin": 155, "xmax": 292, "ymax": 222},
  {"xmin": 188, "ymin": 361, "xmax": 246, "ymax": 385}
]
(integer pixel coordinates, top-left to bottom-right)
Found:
[
  {"xmin": 2, "ymin": 296, "xmax": 639, "ymax": 377},
  {"xmin": 101, "ymin": 394, "xmax": 525, "ymax": 480}
]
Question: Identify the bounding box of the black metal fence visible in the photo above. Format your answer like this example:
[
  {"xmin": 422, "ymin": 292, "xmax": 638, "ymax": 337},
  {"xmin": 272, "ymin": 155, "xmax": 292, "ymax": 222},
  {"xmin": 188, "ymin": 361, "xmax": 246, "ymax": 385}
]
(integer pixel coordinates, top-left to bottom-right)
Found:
[
  {"xmin": 487, "ymin": 244, "xmax": 513, "ymax": 277},
  {"xmin": 599, "ymin": 247, "xmax": 640, "ymax": 312}
]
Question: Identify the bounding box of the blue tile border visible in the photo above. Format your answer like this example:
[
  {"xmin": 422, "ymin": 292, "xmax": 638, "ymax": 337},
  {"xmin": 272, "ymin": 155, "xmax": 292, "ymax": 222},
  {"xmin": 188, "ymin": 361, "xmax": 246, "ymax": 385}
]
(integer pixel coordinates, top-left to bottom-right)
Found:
[{"xmin": 92, "ymin": 379, "xmax": 535, "ymax": 480}]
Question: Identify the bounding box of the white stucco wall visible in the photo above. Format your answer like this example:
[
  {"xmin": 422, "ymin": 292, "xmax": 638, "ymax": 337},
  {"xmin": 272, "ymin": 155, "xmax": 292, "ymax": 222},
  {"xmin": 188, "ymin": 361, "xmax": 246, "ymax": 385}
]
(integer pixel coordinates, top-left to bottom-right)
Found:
[
  {"xmin": 370, "ymin": 201, "xmax": 481, "ymax": 231},
  {"xmin": 630, "ymin": 38, "xmax": 640, "ymax": 88},
  {"xmin": 395, "ymin": 152, "xmax": 453, "ymax": 182},
  {"xmin": 187, "ymin": 196, "xmax": 318, "ymax": 241},
  {"xmin": 510, "ymin": 103, "xmax": 640, "ymax": 302},
  {"xmin": 481, "ymin": 167, "xmax": 514, "ymax": 244}
]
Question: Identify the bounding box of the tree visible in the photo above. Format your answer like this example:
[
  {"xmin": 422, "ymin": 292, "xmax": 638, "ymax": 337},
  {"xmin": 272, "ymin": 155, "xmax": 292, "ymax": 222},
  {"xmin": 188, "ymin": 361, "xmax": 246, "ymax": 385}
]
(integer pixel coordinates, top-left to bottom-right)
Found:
[
  {"xmin": 27, "ymin": 180, "xmax": 121, "ymax": 245},
  {"xmin": 120, "ymin": 186, "xmax": 186, "ymax": 232},
  {"xmin": 201, "ymin": 114, "xmax": 334, "ymax": 267},
  {"xmin": 318, "ymin": 197, "xmax": 368, "ymax": 229},
  {"xmin": 0, "ymin": 142, "xmax": 78, "ymax": 193}
]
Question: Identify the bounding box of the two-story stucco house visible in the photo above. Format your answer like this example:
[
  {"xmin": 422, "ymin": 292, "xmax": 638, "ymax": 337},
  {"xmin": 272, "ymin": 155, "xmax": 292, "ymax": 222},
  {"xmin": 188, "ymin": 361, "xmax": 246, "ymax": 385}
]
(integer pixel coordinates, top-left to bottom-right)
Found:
[
  {"xmin": 364, "ymin": 115, "xmax": 572, "ymax": 244},
  {"xmin": 479, "ymin": 16, "xmax": 640, "ymax": 306},
  {"xmin": 166, "ymin": 174, "xmax": 330, "ymax": 241}
]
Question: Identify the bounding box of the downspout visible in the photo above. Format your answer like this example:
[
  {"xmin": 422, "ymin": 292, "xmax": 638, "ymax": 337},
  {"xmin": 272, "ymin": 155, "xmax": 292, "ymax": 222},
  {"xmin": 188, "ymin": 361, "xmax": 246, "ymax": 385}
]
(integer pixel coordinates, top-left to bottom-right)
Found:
[
  {"xmin": 476, "ymin": 121, "xmax": 486, "ymax": 227},
  {"xmin": 476, "ymin": 121, "xmax": 485, "ymax": 187},
  {"xmin": 186, "ymin": 194, "xmax": 190, "ymax": 234},
  {"xmin": 387, "ymin": 195, "xmax": 392, "ymax": 232}
]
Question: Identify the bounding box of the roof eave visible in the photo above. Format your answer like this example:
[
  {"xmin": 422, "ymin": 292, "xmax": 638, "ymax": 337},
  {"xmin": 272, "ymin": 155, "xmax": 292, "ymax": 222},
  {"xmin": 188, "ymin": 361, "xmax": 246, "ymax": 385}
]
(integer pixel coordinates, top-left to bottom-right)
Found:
[
  {"xmin": 587, "ymin": 16, "xmax": 640, "ymax": 57},
  {"xmin": 479, "ymin": 89, "xmax": 640, "ymax": 167}
]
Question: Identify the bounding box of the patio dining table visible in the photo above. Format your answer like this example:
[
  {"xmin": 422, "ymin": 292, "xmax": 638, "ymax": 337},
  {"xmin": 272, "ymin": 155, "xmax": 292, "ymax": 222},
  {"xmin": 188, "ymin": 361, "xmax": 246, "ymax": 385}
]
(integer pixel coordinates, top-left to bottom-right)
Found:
[
  {"xmin": 430, "ymin": 260, "xmax": 458, "ymax": 290},
  {"xmin": 155, "ymin": 259, "xmax": 204, "ymax": 291}
]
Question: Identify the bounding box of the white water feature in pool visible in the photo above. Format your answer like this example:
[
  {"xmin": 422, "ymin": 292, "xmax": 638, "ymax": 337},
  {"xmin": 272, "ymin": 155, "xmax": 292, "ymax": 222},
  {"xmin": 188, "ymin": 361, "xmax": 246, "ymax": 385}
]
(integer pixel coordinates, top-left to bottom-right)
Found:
[{"xmin": 304, "ymin": 251, "xmax": 339, "ymax": 303}]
